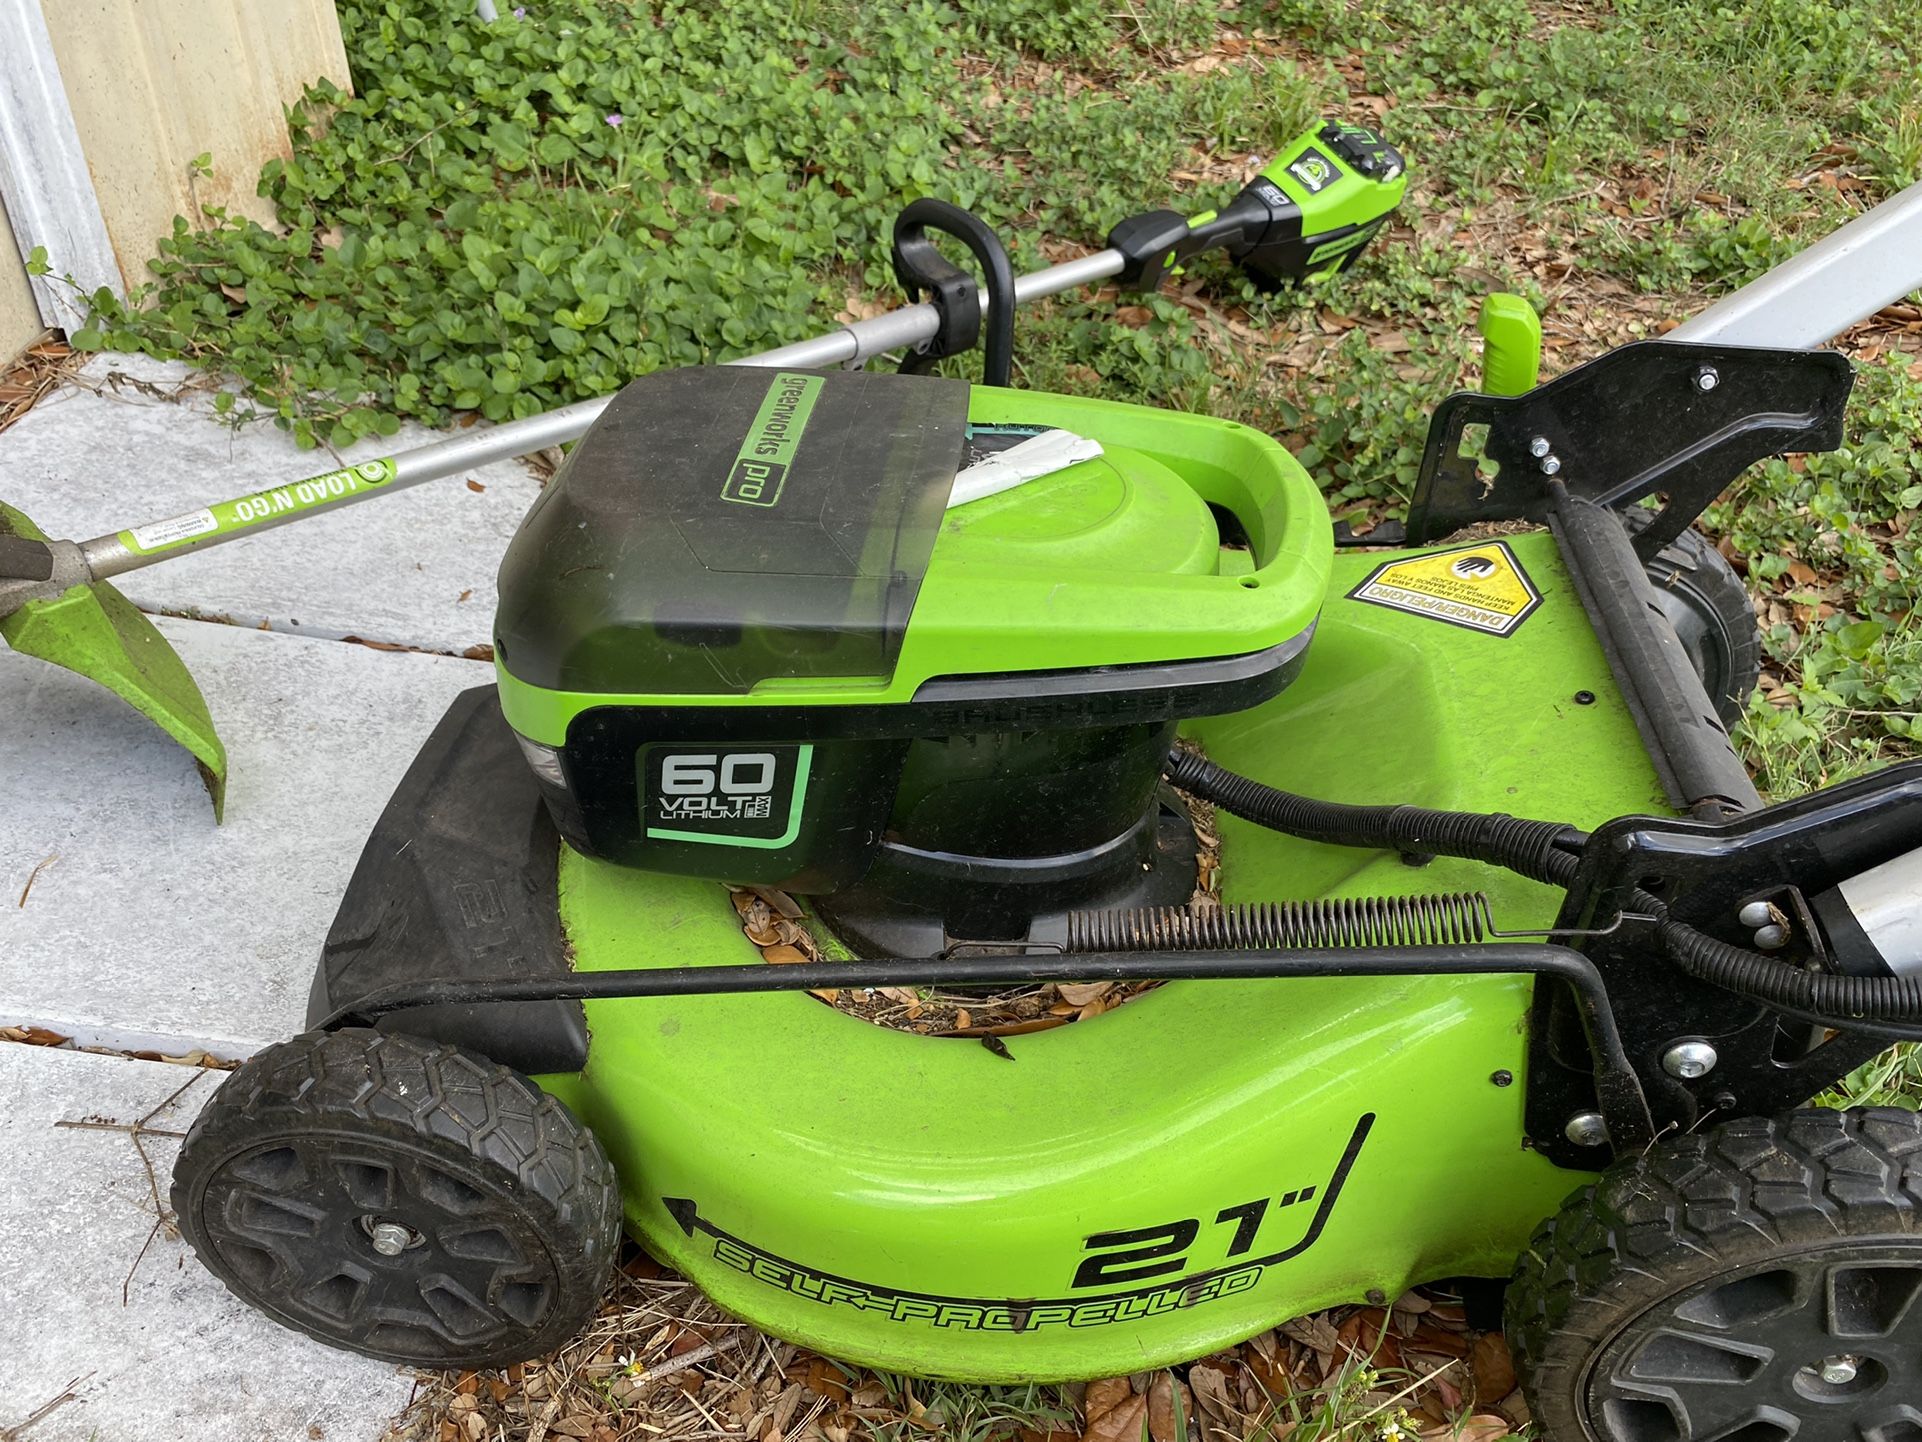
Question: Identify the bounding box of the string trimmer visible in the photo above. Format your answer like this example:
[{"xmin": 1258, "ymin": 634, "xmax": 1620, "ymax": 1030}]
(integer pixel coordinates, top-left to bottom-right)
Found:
[{"xmin": 0, "ymin": 122, "xmax": 1407, "ymax": 819}]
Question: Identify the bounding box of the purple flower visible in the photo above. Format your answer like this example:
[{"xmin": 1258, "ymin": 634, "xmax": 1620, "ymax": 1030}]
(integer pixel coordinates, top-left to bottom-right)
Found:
[
  {"xmin": 512, "ymin": 5, "xmax": 525, "ymax": 15},
  {"xmin": 605, "ymin": 113, "xmax": 623, "ymax": 127}
]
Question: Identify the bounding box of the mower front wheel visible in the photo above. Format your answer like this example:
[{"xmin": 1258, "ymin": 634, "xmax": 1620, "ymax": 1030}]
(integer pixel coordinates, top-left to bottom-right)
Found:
[
  {"xmin": 1505, "ymin": 1107, "xmax": 1922, "ymax": 1442},
  {"xmin": 171, "ymin": 1027, "xmax": 621, "ymax": 1368}
]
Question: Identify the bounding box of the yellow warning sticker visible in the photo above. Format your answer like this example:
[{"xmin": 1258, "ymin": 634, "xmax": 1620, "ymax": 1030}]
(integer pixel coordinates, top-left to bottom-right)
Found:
[{"xmin": 1348, "ymin": 540, "xmax": 1542, "ymax": 636}]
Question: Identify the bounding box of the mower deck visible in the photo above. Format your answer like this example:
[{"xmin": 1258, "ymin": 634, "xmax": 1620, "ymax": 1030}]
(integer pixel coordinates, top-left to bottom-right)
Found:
[{"xmin": 526, "ymin": 530, "xmax": 1666, "ymax": 1380}]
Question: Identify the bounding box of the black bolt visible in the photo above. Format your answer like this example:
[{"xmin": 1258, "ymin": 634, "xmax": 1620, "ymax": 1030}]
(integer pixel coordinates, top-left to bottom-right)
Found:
[
  {"xmin": 1366, "ymin": 1288, "xmax": 1388, "ymax": 1306},
  {"xmin": 1574, "ymin": 690, "xmax": 1597, "ymax": 705},
  {"xmin": 1491, "ymin": 1070, "xmax": 1515, "ymax": 1087}
]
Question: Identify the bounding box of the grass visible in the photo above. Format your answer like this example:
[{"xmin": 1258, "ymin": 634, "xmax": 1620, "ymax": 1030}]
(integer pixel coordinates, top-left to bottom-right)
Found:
[{"xmin": 48, "ymin": 0, "xmax": 1922, "ymax": 1435}]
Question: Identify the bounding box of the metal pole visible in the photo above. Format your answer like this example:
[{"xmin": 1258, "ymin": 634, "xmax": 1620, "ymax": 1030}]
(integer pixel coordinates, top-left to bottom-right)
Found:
[
  {"xmin": 1670, "ymin": 180, "xmax": 1922, "ymax": 348},
  {"xmin": 50, "ymin": 174, "xmax": 1922, "ymax": 585},
  {"xmin": 73, "ymin": 248, "xmax": 1126, "ymax": 583}
]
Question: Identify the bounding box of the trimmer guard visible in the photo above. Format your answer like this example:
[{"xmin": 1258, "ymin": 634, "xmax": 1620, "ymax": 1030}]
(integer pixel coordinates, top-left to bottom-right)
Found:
[{"xmin": 1, "ymin": 502, "xmax": 227, "ymax": 817}]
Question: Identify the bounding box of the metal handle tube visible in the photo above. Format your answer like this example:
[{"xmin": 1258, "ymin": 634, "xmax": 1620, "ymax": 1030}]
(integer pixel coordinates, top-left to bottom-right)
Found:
[
  {"xmin": 73, "ymin": 247, "xmax": 1127, "ymax": 583},
  {"xmin": 1670, "ymin": 179, "xmax": 1922, "ymax": 348}
]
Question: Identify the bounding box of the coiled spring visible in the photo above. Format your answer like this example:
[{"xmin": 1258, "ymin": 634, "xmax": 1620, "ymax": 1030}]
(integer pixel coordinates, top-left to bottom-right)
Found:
[{"xmin": 1067, "ymin": 893, "xmax": 1492, "ymax": 952}]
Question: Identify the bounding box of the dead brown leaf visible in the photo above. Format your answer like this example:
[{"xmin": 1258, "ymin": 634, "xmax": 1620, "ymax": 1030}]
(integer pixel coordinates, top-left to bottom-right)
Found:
[
  {"xmin": 1455, "ymin": 1415, "xmax": 1513, "ymax": 1442},
  {"xmin": 1057, "ymin": 981, "xmax": 1113, "ymax": 1006},
  {"xmin": 751, "ymin": 887, "xmax": 805, "ymax": 919},
  {"xmin": 1469, "ymin": 1333, "xmax": 1517, "ymax": 1402},
  {"xmin": 1187, "ymin": 1362, "xmax": 1238, "ymax": 1434},
  {"xmin": 1147, "ymin": 1375, "xmax": 1193, "ymax": 1442},
  {"xmin": 1, "ymin": 1025, "xmax": 72, "ymax": 1047},
  {"xmin": 1084, "ymin": 1378, "xmax": 1147, "ymax": 1442}
]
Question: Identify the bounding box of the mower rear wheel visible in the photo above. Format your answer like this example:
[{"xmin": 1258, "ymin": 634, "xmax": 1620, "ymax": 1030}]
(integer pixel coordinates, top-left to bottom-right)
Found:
[
  {"xmin": 171, "ymin": 1028, "xmax": 620, "ymax": 1368},
  {"xmin": 1505, "ymin": 1107, "xmax": 1922, "ymax": 1442},
  {"xmin": 1624, "ymin": 508, "xmax": 1762, "ymax": 726}
]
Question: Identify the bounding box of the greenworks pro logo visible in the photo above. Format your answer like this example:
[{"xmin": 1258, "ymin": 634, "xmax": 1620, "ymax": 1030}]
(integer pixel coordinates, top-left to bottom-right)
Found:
[{"xmin": 723, "ymin": 372, "xmax": 823, "ymax": 507}]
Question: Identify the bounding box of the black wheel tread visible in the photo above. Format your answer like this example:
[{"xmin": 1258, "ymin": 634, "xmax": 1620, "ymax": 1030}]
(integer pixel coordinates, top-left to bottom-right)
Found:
[
  {"xmin": 172, "ymin": 1027, "xmax": 620, "ymax": 1365},
  {"xmin": 1506, "ymin": 1106, "xmax": 1922, "ymax": 1433}
]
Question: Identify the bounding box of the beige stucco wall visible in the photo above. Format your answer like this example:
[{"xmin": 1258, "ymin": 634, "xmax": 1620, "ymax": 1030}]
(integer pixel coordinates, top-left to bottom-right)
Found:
[
  {"xmin": 0, "ymin": 192, "xmax": 45, "ymax": 367},
  {"xmin": 39, "ymin": 0, "xmax": 352, "ymax": 289}
]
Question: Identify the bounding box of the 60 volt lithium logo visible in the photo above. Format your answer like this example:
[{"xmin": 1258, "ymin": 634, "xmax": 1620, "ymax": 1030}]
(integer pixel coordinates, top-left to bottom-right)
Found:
[
  {"xmin": 659, "ymin": 753, "xmax": 779, "ymax": 822},
  {"xmin": 642, "ymin": 744, "xmax": 812, "ymax": 848},
  {"xmin": 722, "ymin": 372, "xmax": 823, "ymax": 507}
]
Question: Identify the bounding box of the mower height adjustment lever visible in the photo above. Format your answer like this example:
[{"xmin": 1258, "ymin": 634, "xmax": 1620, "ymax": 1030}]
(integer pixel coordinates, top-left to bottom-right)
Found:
[{"xmin": 890, "ymin": 199, "xmax": 1016, "ymax": 385}]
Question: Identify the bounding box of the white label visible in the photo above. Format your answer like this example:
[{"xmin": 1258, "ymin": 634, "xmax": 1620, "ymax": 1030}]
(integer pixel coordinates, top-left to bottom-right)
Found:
[{"xmin": 128, "ymin": 509, "xmax": 218, "ymax": 552}]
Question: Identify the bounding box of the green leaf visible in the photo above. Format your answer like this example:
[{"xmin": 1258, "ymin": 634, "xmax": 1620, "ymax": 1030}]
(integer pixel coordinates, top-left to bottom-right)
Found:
[
  {"xmin": 536, "ymin": 132, "xmax": 578, "ymax": 166},
  {"xmin": 1834, "ymin": 619, "xmax": 1886, "ymax": 659}
]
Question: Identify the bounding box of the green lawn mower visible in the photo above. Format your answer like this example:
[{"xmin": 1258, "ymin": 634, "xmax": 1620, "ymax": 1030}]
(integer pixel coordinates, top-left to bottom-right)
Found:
[{"xmin": 10, "ymin": 123, "xmax": 1922, "ymax": 1441}]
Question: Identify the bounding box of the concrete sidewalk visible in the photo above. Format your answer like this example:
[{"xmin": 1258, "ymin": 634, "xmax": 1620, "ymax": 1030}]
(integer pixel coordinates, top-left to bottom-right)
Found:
[
  {"xmin": 2, "ymin": 353, "xmax": 541, "ymax": 655},
  {"xmin": 1, "ymin": 355, "xmax": 534, "ymax": 1440},
  {"xmin": 0, "ymin": 1046, "xmax": 419, "ymax": 1442}
]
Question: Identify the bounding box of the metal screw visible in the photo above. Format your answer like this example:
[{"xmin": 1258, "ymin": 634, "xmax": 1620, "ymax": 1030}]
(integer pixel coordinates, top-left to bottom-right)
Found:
[
  {"xmin": 1754, "ymin": 923, "xmax": 1790, "ymax": 950},
  {"xmin": 1818, "ymin": 1355, "xmax": 1860, "ymax": 1386},
  {"xmin": 1539, "ymin": 455, "xmax": 1562, "ymax": 476},
  {"xmin": 1565, "ymin": 1112, "xmax": 1609, "ymax": 1147},
  {"xmin": 1529, "ymin": 436, "xmax": 1552, "ymax": 458},
  {"xmin": 1738, "ymin": 900, "xmax": 1775, "ymax": 929},
  {"xmin": 1491, "ymin": 1069, "xmax": 1515, "ymax": 1088},
  {"xmin": 1695, "ymin": 366, "xmax": 1720, "ymax": 392},
  {"xmin": 368, "ymin": 1221, "xmax": 413, "ymax": 1257},
  {"xmin": 1663, "ymin": 1040, "xmax": 1720, "ymax": 1080}
]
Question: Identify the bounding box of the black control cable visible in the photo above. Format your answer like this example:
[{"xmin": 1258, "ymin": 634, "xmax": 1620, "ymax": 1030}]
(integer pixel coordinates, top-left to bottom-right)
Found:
[{"xmin": 1166, "ymin": 750, "xmax": 1922, "ymax": 1040}]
